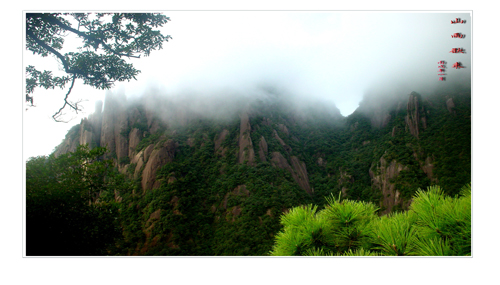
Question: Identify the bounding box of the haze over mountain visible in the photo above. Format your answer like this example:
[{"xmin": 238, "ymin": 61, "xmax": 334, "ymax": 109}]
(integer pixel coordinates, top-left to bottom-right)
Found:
[
  {"xmin": 43, "ymin": 76, "xmax": 470, "ymax": 255},
  {"xmin": 24, "ymin": 11, "xmax": 471, "ymax": 160}
]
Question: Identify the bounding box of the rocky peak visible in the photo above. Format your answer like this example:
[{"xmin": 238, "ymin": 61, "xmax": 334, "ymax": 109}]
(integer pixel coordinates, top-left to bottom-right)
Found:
[
  {"xmin": 237, "ymin": 113, "xmax": 255, "ymax": 165},
  {"xmin": 100, "ymin": 91, "xmax": 129, "ymax": 160},
  {"xmin": 446, "ymin": 96, "xmax": 456, "ymax": 114},
  {"xmin": 258, "ymin": 136, "xmax": 268, "ymax": 162},
  {"xmin": 405, "ymin": 91, "xmax": 427, "ymax": 138}
]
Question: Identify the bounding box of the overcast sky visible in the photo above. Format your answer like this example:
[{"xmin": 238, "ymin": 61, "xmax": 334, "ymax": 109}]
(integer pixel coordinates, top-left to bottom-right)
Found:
[{"xmin": 23, "ymin": 11, "xmax": 472, "ymax": 159}]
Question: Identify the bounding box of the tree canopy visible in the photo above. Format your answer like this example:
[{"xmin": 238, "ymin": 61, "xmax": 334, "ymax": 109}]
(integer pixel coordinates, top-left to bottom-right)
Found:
[
  {"xmin": 26, "ymin": 145, "xmax": 125, "ymax": 255},
  {"xmin": 25, "ymin": 13, "xmax": 172, "ymax": 121}
]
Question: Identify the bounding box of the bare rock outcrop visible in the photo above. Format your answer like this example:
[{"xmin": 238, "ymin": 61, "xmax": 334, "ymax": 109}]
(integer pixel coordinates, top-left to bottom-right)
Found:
[
  {"xmin": 369, "ymin": 157, "xmax": 408, "ymax": 214},
  {"xmin": 128, "ymin": 128, "xmax": 142, "ymax": 157},
  {"xmin": 273, "ymin": 129, "xmax": 292, "ymax": 153},
  {"xmin": 141, "ymin": 139, "xmax": 178, "ymax": 192},
  {"xmin": 289, "ymin": 156, "xmax": 311, "ymax": 193},
  {"xmin": 338, "ymin": 168, "xmax": 354, "ymax": 197},
  {"xmin": 113, "ymin": 108, "xmax": 129, "ymax": 161},
  {"xmin": 90, "ymin": 100, "xmax": 103, "ymax": 146},
  {"xmin": 391, "ymin": 126, "xmax": 398, "ymax": 137},
  {"xmin": 420, "ymin": 156, "xmax": 437, "ymax": 183},
  {"xmin": 271, "ymin": 152, "xmax": 311, "ymax": 194},
  {"xmin": 214, "ymin": 129, "xmax": 229, "ymax": 156},
  {"xmin": 53, "ymin": 133, "xmax": 80, "ymax": 157},
  {"xmin": 131, "ymin": 150, "xmax": 145, "ymax": 178},
  {"xmin": 79, "ymin": 126, "xmax": 93, "ymax": 147},
  {"xmin": 370, "ymin": 111, "xmax": 392, "ymax": 128},
  {"xmin": 100, "ymin": 93, "xmax": 118, "ymax": 154},
  {"xmin": 446, "ymin": 97, "xmax": 456, "ymax": 114},
  {"xmin": 277, "ymin": 123, "xmax": 289, "ymax": 136},
  {"xmin": 99, "ymin": 91, "xmax": 128, "ymax": 160},
  {"xmin": 258, "ymin": 136, "xmax": 268, "ymax": 162},
  {"xmin": 238, "ymin": 113, "xmax": 255, "ymax": 165},
  {"xmin": 405, "ymin": 92, "xmax": 427, "ymax": 138},
  {"xmin": 143, "ymin": 144, "xmax": 155, "ymax": 163}
]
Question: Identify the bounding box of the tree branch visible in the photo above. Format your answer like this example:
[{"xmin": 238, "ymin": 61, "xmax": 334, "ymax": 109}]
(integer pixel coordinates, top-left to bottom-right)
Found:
[
  {"xmin": 26, "ymin": 29, "xmax": 72, "ymax": 74},
  {"xmin": 47, "ymin": 14, "xmax": 141, "ymax": 59},
  {"xmin": 52, "ymin": 75, "xmax": 81, "ymax": 122}
]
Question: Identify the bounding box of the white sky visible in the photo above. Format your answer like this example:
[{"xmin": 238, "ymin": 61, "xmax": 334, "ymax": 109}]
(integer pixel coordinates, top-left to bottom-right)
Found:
[{"xmin": 23, "ymin": 11, "xmax": 472, "ymax": 159}]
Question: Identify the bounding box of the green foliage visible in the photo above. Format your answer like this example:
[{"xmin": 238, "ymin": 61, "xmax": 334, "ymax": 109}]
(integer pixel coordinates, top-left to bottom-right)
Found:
[
  {"xmin": 36, "ymin": 87, "xmax": 470, "ymax": 256},
  {"xmin": 270, "ymin": 194, "xmax": 378, "ymax": 256},
  {"xmin": 26, "ymin": 145, "xmax": 124, "ymax": 255},
  {"xmin": 410, "ymin": 184, "xmax": 471, "ymax": 255},
  {"xmin": 26, "ymin": 13, "xmax": 172, "ymax": 120},
  {"xmin": 136, "ymin": 131, "xmax": 163, "ymax": 152},
  {"xmin": 419, "ymin": 92, "xmax": 471, "ymax": 195},
  {"xmin": 340, "ymin": 248, "xmax": 381, "ymax": 256},
  {"xmin": 270, "ymin": 205, "xmax": 327, "ymax": 256},
  {"xmin": 321, "ymin": 194, "xmax": 378, "ymax": 253},
  {"xmin": 372, "ymin": 211, "xmax": 418, "ymax": 256},
  {"xmin": 271, "ymin": 183, "xmax": 471, "ymax": 256},
  {"xmin": 119, "ymin": 156, "xmax": 131, "ymax": 165}
]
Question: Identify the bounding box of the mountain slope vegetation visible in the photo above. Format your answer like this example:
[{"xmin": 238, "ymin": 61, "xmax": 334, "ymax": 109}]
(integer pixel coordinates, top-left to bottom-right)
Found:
[{"xmin": 26, "ymin": 84, "xmax": 471, "ymax": 255}]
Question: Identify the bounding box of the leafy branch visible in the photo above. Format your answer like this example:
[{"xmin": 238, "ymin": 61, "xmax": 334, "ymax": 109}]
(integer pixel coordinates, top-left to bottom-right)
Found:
[{"xmin": 25, "ymin": 13, "xmax": 172, "ymax": 121}]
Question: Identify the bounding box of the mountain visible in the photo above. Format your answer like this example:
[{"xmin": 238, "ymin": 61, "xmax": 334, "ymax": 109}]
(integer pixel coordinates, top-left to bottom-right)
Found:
[{"xmin": 51, "ymin": 85, "xmax": 471, "ymax": 255}]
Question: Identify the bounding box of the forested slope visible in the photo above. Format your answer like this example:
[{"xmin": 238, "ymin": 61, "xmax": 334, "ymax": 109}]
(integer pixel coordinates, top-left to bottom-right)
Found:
[{"xmin": 27, "ymin": 85, "xmax": 471, "ymax": 255}]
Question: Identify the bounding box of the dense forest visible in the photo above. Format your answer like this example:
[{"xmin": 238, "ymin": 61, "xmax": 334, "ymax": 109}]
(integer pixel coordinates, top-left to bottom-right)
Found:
[{"xmin": 25, "ymin": 84, "xmax": 471, "ymax": 256}]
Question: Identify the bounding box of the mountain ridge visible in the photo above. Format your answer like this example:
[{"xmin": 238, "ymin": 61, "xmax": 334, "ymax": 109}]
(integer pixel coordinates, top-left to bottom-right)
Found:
[{"xmin": 50, "ymin": 85, "xmax": 471, "ymax": 255}]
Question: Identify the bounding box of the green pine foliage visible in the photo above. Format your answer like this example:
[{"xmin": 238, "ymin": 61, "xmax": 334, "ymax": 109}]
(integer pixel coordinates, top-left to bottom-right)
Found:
[
  {"xmin": 371, "ymin": 211, "xmax": 418, "ymax": 256},
  {"xmin": 270, "ymin": 183, "xmax": 471, "ymax": 256},
  {"xmin": 320, "ymin": 194, "xmax": 378, "ymax": 253},
  {"xmin": 410, "ymin": 184, "xmax": 471, "ymax": 256}
]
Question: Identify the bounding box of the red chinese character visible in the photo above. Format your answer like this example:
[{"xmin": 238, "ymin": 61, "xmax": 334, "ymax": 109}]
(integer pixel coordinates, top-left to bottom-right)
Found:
[
  {"xmin": 439, "ymin": 77, "xmax": 446, "ymax": 81},
  {"xmin": 438, "ymin": 69, "xmax": 446, "ymax": 72},
  {"xmin": 438, "ymin": 60, "xmax": 447, "ymax": 64},
  {"xmin": 451, "ymin": 18, "xmax": 466, "ymax": 24},
  {"xmin": 452, "ymin": 62, "xmax": 466, "ymax": 69},
  {"xmin": 451, "ymin": 33, "xmax": 465, "ymax": 38},
  {"xmin": 449, "ymin": 48, "xmax": 466, "ymax": 53},
  {"xmin": 438, "ymin": 65, "xmax": 446, "ymax": 68}
]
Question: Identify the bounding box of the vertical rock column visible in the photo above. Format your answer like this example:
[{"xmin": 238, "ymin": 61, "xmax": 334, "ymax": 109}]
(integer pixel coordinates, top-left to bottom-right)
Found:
[
  {"xmin": 238, "ymin": 113, "xmax": 255, "ymax": 165},
  {"xmin": 100, "ymin": 91, "xmax": 129, "ymax": 161}
]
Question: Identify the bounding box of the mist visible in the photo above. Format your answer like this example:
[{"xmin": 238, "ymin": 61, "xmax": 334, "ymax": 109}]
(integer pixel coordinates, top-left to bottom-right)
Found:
[
  {"xmin": 24, "ymin": 11, "xmax": 472, "ymax": 158},
  {"xmin": 117, "ymin": 11, "xmax": 470, "ymax": 117}
]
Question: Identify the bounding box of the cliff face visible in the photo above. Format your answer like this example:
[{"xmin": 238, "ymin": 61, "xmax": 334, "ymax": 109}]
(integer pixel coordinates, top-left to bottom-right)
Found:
[
  {"xmin": 369, "ymin": 157, "xmax": 408, "ymax": 214},
  {"xmin": 405, "ymin": 92, "xmax": 427, "ymax": 138},
  {"xmin": 49, "ymin": 86, "xmax": 470, "ymax": 255},
  {"xmin": 141, "ymin": 139, "xmax": 178, "ymax": 191},
  {"xmin": 53, "ymin": 87, "xmax": 470, "ymax": 216},
  {"xmin": 237, "ymin": 113, "xmax": 255, "ymax": 165},
  {"xmin": 53, "ymin": 91, "xmax": 314, "ymax": 194},
  {"xmin": 53, "ymin": 100, "xmax": 103, "ymax": 157},
  {"xmin": 100, "ymin": 91, "xmax": 129, "ymax": 160}
]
